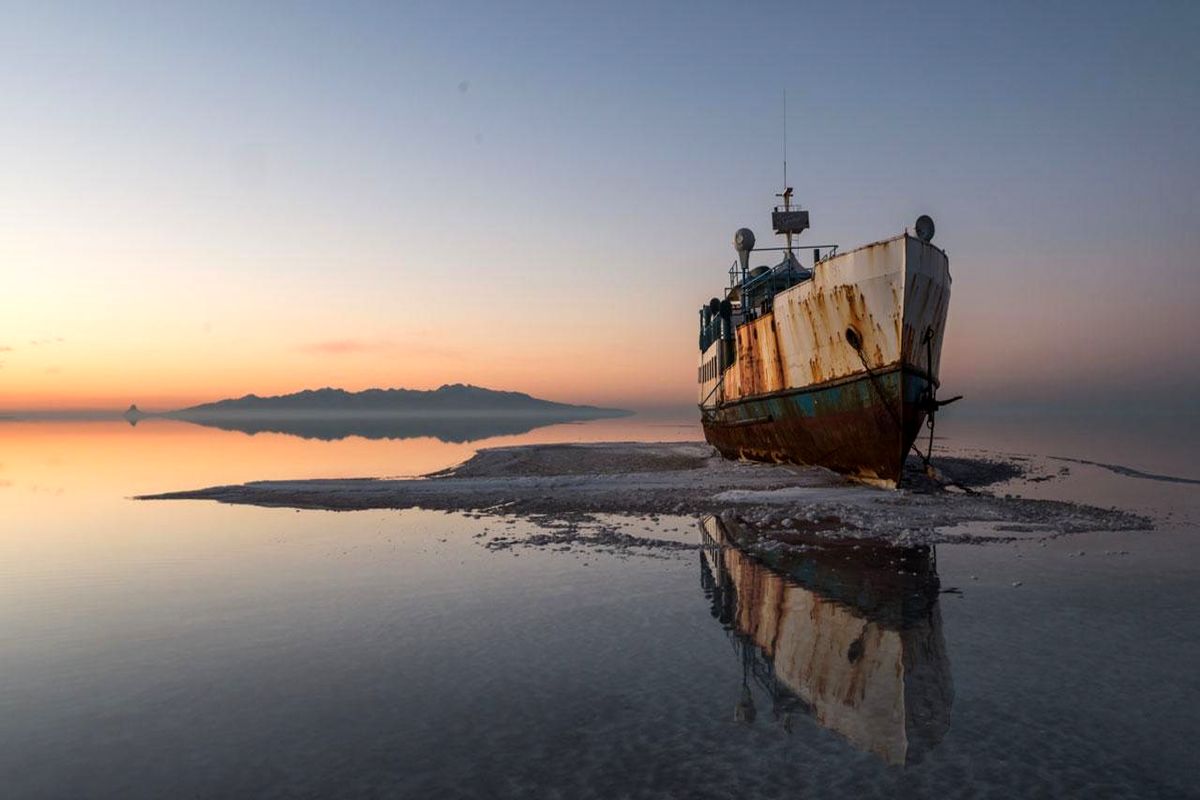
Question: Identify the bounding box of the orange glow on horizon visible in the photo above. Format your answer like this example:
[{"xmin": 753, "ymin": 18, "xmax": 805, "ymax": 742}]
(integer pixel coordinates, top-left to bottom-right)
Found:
[{"xmin": 0, "ymin": 320, "xmax": 698, "ymax": 412}]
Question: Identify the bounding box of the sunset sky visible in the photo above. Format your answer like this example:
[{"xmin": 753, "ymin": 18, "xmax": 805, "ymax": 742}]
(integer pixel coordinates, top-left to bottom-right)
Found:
[{"xmin": 2, "ymin": 1, "xmax": 1197, "ymax": 412}]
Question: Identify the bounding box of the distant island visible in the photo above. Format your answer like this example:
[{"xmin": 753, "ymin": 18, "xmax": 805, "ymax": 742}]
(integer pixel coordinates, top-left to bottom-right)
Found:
[{"xmin": 130, "ymin": 385, "xmax": 632, "ymax": 443}]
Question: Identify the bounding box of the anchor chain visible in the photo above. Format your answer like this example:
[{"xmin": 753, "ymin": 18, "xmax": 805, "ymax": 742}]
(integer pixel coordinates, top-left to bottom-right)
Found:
[{"xmin": 914, "ymin": 327, "xmax": 962, "ymax": 474}]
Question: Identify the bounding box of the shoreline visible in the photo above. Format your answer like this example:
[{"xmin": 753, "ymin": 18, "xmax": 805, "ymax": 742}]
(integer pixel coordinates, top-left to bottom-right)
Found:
[{"xmin": 139, "ymin": 441, "xmax": 1153, "ymax": 548}]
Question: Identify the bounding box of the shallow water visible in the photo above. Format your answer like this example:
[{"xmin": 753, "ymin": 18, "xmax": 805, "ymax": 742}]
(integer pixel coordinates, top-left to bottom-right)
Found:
[{"xmin": 1, "ymin": 413, "xmax": 1198, "ymax": 798}]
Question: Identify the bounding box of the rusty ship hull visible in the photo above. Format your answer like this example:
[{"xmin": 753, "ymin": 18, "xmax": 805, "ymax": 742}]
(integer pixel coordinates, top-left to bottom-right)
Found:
[{"xmin": 699, "ymin": 234, "xmax": 951, "ymax": 487}]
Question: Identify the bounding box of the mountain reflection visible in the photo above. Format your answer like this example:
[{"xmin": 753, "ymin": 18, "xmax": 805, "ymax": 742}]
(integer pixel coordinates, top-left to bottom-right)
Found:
[
  {"xmin": 699, "ymin": 514, "xmax": 953, "ymax": 766},
  {"xmin": 151, "ymin": 412, "xmax": 602, "ymax": 444}
]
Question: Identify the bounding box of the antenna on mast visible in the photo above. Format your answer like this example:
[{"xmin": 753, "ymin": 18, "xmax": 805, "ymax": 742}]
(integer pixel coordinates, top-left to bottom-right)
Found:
[{"xmin": 775, "ymin": 89, "xmax": 796, "ymax": 256}]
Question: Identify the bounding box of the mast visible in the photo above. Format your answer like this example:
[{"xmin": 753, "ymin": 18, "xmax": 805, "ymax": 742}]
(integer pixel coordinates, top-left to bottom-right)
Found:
[{"xmin": 775, "ymin": 89, "xmax": 795, "ymax": 258}]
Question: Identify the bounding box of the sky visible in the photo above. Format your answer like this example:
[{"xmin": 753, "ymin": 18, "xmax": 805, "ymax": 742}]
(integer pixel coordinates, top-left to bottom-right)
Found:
[{"xmin": 1, "ymin": 0, "xmax": 1197, "ymax": 412}]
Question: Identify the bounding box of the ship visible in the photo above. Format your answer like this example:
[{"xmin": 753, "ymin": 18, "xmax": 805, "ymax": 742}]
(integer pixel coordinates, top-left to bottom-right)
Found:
[{"xmin": 697, "ymin": 188, "xmax": 957, "ymax": 487}]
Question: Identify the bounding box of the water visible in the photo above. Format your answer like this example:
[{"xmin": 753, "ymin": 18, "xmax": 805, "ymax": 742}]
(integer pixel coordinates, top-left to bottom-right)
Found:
[{"xmin": 1, "ymin": 413, "xmax": 1198, "ymax": 798}]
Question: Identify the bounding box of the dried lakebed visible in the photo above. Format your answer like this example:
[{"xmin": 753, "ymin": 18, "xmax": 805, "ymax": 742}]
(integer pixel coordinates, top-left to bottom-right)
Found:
[{"xmin": 140, "ymin": 442, "xmax": 1152, "ymax": 551}]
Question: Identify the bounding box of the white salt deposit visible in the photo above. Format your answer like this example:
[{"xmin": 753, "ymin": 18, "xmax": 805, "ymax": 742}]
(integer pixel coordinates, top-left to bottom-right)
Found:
[{"xmin": 141, "ymin": 442, "xmax": 1152, "ymax": 551}]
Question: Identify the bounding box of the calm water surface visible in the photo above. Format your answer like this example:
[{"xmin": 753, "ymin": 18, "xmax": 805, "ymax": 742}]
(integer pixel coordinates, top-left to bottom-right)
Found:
[{"xmin": 2, "ymin": 413, "xmax": 1198, "ymax": 798}]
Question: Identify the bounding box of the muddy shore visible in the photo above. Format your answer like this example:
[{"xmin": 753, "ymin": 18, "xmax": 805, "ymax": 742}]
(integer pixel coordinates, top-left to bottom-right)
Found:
[{"xmin": 140, "ymin": 442, "xmax": 1152, "ymax": 548}]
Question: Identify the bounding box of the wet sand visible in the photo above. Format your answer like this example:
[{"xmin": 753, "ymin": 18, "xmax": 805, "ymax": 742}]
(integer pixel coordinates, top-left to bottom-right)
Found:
[{"xmin": 140, "ymin": 442, "xmax": 1151, "ymax": 548}]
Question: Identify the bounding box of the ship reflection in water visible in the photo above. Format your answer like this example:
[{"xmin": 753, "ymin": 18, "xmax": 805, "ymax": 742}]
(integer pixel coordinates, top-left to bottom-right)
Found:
[{"xmin": 699, "ymin": 514, "xmax": 953, "ymax": 766}]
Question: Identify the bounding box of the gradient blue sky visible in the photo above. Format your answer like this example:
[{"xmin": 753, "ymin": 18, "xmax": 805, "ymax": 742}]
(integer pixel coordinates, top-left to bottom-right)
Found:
[{"xmin": 1, "ymin": 1, "xmax": 1197, "ymax": 411}]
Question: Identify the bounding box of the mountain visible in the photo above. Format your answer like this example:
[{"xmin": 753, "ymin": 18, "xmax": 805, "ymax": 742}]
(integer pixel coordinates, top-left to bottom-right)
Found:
[
  {"xmin": 155, "ymin": 385, "xmax": 632, "ymax": 442},
  {"xmin": 172, "ymin": 384, "xmax": 629, "ymax": 418}
]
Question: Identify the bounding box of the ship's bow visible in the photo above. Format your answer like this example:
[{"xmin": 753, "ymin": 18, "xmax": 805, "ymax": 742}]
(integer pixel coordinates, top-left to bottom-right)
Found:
[{"xmin": 898, "ymin": 237, "xmax": 952, "ymax": 467}]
